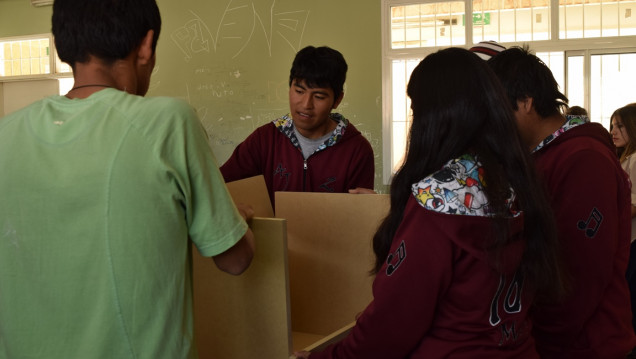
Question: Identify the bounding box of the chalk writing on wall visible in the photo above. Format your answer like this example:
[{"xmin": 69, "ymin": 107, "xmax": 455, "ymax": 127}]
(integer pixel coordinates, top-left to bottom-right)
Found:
[{"xmin": 170, "ymin": 1, "xmax": 310, "ymax": 61}]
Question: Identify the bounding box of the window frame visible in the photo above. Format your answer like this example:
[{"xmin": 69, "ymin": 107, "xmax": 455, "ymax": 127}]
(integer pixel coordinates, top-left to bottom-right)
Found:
[
  {"xmin": 0, "ymin": 33, "xmax": 71, "ymax": 82},
  {"xmin": 381, "ymin": 0, "xmax": 636, "ymax": 184}
]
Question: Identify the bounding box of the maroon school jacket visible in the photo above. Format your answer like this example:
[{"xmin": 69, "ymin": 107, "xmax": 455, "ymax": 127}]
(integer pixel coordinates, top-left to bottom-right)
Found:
[
  {"xmin": 311, "ymin": 155, "xmax": 539, "ymax": 359},
  {"xmin": 530, "ymin": 119, "xmax": 636, "ymax": 359},
  {"xmin": 220, "ymin": 113, "xmax": 374, "ymax": 207}
]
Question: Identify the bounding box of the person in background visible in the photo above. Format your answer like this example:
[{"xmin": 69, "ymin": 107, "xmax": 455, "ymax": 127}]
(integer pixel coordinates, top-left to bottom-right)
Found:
[
  {"xmin": 469, "ymin": 40, "xmax": 506, "ymax": 60},
  {"xmin": 0, "ymin": 0, "xmax": 254, "ymax": 358},
  {"xmin": 489, "ymin": 46, "xmax": 636, "ymax": 359},
  {"xmin": 220, "ymin": 46, "xmax": 375, "ymax": 206},
  {"xmin": 610, "ymin": 103, "xmax": 636, "ymax": 347},
  {"xmin": 566, "ymin": 105, "xmax": 588, "ymax": 116},
  {"xmin": 294, "ymin": 47, "xmax": 566, "ymax": 359}
]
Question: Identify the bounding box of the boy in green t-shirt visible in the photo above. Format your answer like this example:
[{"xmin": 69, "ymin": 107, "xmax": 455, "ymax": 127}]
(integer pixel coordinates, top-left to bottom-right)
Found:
[{"xmin": 0, "ymin": 1, "xmax": 254, "ymax": 358}]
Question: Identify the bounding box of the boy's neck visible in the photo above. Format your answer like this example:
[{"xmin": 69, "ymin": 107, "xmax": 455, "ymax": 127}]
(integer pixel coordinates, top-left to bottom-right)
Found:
[{"xmin": 66, "ymin": 55, "xmax": 137, "ymax": 99}]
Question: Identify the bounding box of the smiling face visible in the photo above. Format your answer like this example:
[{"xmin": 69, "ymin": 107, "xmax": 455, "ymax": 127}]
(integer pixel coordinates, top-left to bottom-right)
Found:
[
  {"xmin": 611, "ymin": 115, "xmax": 630, "ymax": 148},
  {"xmin": 288, "ymin": 78, "xmax": 344, "ymax": 139}
]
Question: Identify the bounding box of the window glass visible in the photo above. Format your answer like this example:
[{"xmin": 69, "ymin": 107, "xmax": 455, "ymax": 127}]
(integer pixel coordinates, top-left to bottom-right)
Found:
[
  {"xmin": 537, "ymin": 51, "xmax": 565, "ymax": 93},
  {"xmin": 1, "ymin": 36, "xmax": 71, "ymax": 78},
  {"xmin": 560, "ymin": 0, "xmax": 584, "ymax": 38},
  {"xmin": 566, "ymin": 55, "xmax": 585, "ymax": 111},
  {"xmin": 391, "ymin": 6, "xmax": 407, "ymax": 49},
  {"xmin": 473, "ymin": 0, "xmax": 551, "ymax": 43},
  {"xmin": 420, "ymin": 3, "xmax": 439, "ymax": 47},
  {"xmin": 560, "ymin": 0, "xmax": 636, "ymax": 39},
  {"xmin": 0, "ymin": 38, "xmax": 50, "ymax": 77},
  {"xmin": 516, "ymin": 3, "xmax": 534, "ymax": 41},
  {"xmin": 406, "ymin": 4, "xmax": 422, "ymax": 47},
  {"xmin": 590, "ymin": 52, "xmax": 636, "ymax": 129},
  {"xmin": 391, "ymin": 2, "xmax": 466, "ymax": 48},
  {"xmin": 534, "ymin": 0, "xmax": 551, "ymax": 40},
  {"xmin": 383, "ymin": 0, "xmax": 636, "ymax": 182},
  {"xmin": 390, "ymin": 58, "xmax": 421, "ymax": 172},
  {"xmin": 620, "ymin": 1, "xmax": 636, "ymax": 36},
  {"xmin": 602, "ymin": 2, "xmax": 620, "ymax": 37}
]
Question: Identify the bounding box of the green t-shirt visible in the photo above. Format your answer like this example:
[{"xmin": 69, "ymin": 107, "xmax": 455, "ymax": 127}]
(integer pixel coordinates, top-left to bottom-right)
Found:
[{"xmin": 0, "ymin": 88, "xmax": 247, "ymax": 359}]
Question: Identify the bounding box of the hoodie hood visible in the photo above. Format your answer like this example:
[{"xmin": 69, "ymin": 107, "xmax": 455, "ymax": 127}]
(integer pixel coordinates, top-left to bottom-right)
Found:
[
  {"xmin": 410, "ymin": 154, "xmax": 525, "ymax": 272},
  {"xmin": 533, "ymin": 115, "xmax": 614, "ymax": 154},
  {"xmin": 411, "ymin": 154, "xmax": 517, "ymax": 218},
  {"xmin": 272, "ymin": 112, "xmax": 360, "ymax": 153}
]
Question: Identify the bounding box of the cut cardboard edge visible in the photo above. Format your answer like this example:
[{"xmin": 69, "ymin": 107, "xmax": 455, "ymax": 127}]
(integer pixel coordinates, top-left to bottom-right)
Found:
[
  {"xmin": 287, "ymin": 321, "xmax": 355, "ymax": 358},
  {"xmin": 226, "ymin": 175, "xmax": 274, "ymax": 218}
]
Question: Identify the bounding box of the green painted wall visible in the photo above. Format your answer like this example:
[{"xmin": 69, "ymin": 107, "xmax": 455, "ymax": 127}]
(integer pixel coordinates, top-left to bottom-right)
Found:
[
  {"xmin": 0, "ymin": 0, "xmax": 52, "ymax": 37},
  {"xmin": 0, "ymin": 0, "xmax": 386, "ymax": 191}
]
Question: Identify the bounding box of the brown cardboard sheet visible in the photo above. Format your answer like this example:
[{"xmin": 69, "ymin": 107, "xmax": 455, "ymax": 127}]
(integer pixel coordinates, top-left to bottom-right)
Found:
[
  {"xmin": 275, "ymin": 192, "xmax": 390, "ymax": 339},
  {"xmin": 225, "ymin": 175, "xmax": 274, "ymax": 218},
  {"xmin": 193, "ymin": 217, "xmax": 291, "ymax": 359},
  {"xmin": 193, "ymin": 187, "xmax": 390, "ymax": 358}
]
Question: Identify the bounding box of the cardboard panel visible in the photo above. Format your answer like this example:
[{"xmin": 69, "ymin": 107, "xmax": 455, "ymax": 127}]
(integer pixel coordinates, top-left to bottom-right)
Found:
[
  {"xmin": 304, "ymin": 322, "xmax": 355, "ymax": 353},
  {"xmin": 193, "ymin": 217, "xmax": 291, "ymax": 359},
  {"xmin": 225, "ymin": 175, "xmax": 274, "ymax": 218},
  {"xmin": 275, "ymin": 192, "xmax": 390, "ymax": 336}
]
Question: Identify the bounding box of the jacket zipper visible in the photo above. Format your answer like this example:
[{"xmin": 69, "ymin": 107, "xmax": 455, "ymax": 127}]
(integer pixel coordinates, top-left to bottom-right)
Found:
[{"xmin": 302, "ymin": 159, "xmax": 308, "ymax": 191}]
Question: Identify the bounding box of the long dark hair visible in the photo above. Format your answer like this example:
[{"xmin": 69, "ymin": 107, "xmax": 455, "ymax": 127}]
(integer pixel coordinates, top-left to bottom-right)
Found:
[
  {"xmin": 373, "ymin": 47, "xmax": 566, "ymax": 302},
  {"xmin": 611, "ymin": 103, "xmax": 636, "ymax": 162}
]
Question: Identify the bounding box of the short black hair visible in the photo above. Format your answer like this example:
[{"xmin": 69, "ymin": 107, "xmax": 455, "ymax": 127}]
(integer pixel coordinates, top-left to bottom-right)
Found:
[
  {"xmin": 488, "ymin": 46, "xmax": 568, "ymax": 118},
  {"xmin": 52, "ymin": 0, "xmax": 161, "ymax": 68},
  {"xmin": 288, "ymin": 46, "xmax": 348, "ymax": 100},
  {"xmin": 566, "ymin": 106, "xmax": 588, "ymax": 116}
]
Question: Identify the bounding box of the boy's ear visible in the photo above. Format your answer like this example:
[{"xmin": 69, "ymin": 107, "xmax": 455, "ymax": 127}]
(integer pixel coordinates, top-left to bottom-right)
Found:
[
  {"xmin": 332, "ymin": 92, "xmax": 344, "ymax": 109},
  {"xmin": 517, "ymin": 96, "xmax": 533, "ymax": 114},
  {"xmin": 137, "ymin": 30, "xmax": 154, "ymax": 65}
]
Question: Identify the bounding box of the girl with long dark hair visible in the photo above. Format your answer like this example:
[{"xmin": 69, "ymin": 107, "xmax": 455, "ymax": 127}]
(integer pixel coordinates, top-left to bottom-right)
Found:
[
  {"xmin": 610, "ymin": 103, "xmax": 636, "ymax": 337},
  {"xmin": 295, "ymin": 47, "xmax": 565, "ymax": 359}
]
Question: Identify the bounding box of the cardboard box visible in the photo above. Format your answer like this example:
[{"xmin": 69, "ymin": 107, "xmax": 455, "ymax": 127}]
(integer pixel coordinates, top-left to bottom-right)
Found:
[{"xmin": 193, "ymin": 176, "xmax": 389, "ymax": 358}]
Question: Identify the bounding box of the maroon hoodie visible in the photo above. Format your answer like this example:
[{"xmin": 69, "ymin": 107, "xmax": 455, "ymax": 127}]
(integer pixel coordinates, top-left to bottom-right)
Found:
[
  {"xmin": 311, "ymin": 155, "xmax": 539, "ymax": 359},
  {"xmin": 220, "ymin": 113, "xmax": 374, "ymax": 207},
  {"xmin": 530, "ymin": 117, "xmax": 636, "ymax": 358}
]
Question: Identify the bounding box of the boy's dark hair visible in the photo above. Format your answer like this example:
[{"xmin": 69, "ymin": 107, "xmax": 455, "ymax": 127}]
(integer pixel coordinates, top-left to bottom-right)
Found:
[
  {"xmin": 566, "ymin": 105, "xmax": 588, "ymax": 116},
  {"xmin": 487, "ymin": 46, "xmax": 568, "ymax": 118},
  {"xmin": 288, "ymin": 46, "xmax": 348, "ymax": 100},
  {"xmin": 52, "ymin": 0, "xmax": 161, "ymax": 68}
]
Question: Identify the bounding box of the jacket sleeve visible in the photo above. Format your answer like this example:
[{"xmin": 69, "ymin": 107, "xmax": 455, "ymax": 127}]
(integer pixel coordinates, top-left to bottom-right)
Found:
[
  {"xmin": 219, "ymin": 127, "xmax": 265, "ymax": 183},
  {"xmin": 345, "ymin": 136, "xmax": 375, "ymax": 190},
  {"xmin": 311, "ymin": 200, "xmax": 453, "ymax": 359},
  {"xmin": 625, "ymin": 156, "xmax": 636, "ymax": 205}
]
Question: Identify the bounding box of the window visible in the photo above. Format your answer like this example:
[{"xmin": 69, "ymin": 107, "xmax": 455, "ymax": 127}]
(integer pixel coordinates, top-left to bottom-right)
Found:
[
  {"xmin": 473, "ymin": 0, "xmax": 552, "ymax": 42},
  {"xmin": 390, "ymin": 2, "xmax": 467, "ymax": 48},
  {"xmin": 565, "ymin": 52, "xmax": 585, "ymax": 108},
  {"xmin": 390, "ymin": 58, "xmax": 421, "ymax": 170},
  {"xmin": 589, "ymin": 50, "xmax": 636, "ymax": 128},
  {"xmin": 537, "ymin": 51, "xmax": 565, "ymax": 90},
  {"xmin": 0, "ymin": 34, "xmax": 71, "ymax": 79},
  {"xmin": 1, "ymin": 37, "xmax": 51, "ymax": 77},
  {"xmin": 382, "ymin": 0, "xmax": 636, "ymax": 183},
  {"xmin": 560, "ymin": 0, "xmax": 636, "ymax": 38}
]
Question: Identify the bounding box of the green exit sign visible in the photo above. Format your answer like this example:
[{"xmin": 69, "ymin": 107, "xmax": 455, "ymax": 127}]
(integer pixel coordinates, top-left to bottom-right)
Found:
[{"xmin": 463, "ymin": 13, "xmax": 491, "ymax": 26}]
